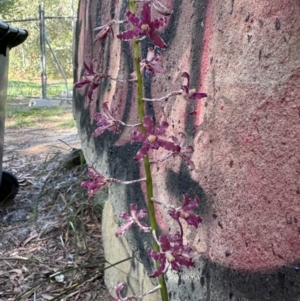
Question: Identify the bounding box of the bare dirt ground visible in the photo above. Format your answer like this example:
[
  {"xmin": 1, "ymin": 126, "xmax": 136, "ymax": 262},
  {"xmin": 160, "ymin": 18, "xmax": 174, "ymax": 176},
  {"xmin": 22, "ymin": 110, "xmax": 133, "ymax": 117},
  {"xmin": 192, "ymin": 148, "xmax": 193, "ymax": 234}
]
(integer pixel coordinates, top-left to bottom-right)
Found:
[{"xmin": 0, "ymin": 107, "xmax": 110, "ymax": 300}]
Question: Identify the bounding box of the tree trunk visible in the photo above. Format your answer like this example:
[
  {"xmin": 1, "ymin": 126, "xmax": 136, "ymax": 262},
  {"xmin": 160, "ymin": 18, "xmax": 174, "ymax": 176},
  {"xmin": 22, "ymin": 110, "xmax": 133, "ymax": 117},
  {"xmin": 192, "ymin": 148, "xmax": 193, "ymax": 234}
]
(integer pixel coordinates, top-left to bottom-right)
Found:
[{"xmin": 73, "ymin": 0, "xmax": 300, "ymax": 300}]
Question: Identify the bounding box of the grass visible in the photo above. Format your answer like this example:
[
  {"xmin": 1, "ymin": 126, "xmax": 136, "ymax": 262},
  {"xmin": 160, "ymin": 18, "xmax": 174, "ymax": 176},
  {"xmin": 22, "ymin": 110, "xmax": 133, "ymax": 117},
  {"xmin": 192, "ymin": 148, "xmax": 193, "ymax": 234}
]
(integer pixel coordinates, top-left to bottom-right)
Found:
[
  {"xmin": 58, "ymin": 118, "xmax": 77, "ymax": 128},
  {"xmin": 5, "ymin": 79, "xmax": 76, "ymax": 129},
  {"xmin": 7, "ymin": 79, "xmax": 73, "ymax": 102},
  {"xmin": 5, "ymin": 105, "xmax": 76, "ymax": 129}
]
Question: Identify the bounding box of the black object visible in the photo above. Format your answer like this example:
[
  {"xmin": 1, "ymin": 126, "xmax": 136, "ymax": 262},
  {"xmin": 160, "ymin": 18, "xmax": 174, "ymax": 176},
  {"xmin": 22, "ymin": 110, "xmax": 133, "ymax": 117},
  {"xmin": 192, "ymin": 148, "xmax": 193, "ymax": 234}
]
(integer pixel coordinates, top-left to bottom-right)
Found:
[
  {"xmin": 0, "ymin": 171, "xmax": 19, "ymax": 204},
  {"xmin": 0, "ymin": 21, "xmax": 28, "ymax": 203},
  {"xmin": 0, "ymin": 22, "xmax": 28, "ymax": 56}
]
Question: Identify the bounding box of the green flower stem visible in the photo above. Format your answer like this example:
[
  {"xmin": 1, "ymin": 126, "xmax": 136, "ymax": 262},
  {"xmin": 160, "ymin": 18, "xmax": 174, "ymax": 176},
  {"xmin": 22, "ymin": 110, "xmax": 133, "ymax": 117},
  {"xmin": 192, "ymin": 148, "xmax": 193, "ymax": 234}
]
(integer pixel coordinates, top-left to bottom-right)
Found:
[{"xmin": 129, "ymin": 1, "xmax": 169, "ymax": 301}]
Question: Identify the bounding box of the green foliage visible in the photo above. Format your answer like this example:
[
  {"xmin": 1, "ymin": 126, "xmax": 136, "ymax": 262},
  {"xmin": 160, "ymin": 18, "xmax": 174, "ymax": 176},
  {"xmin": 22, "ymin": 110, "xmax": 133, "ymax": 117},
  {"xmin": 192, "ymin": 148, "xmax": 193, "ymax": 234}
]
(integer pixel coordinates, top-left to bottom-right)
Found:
[
  {"xmin": 2, "ymin": 0, "xmax": 78, "ymax": 81},
  {"xmin": 5, "ymin": 105, "xmax": 75, "ymax": 128},
  {"xmin": 58, "ymin": 118, "xmax": 76, "ymax": 128},
  {"xmin": 7, "ymin": 80, "xmax": 73, "ymax": 101},
  {"xmin": 0, "ymin": 0, "xmax": 19, "ymax": 19}
]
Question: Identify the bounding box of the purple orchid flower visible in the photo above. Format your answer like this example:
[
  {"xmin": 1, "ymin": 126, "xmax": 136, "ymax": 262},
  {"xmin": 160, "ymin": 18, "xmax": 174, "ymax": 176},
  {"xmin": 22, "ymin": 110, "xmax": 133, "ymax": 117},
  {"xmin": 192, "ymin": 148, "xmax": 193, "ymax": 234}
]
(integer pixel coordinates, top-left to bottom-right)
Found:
[
  {"xmin": 110, "ymin": 282, "xmax": 160, "ymax": 301},
  {"xmin": 157, "ymin": 132, "xmax": 195, "ymax": 170},
  {"xmin": 142, "ymin": 47, "xmax": 166, "ymax": 75},
  {"xmin": 181, "ymin": 72, "xmax": 207, "ymax": 100},
  {"xmin": 81, "ymin": 167, "xmax": 108, "ymax": 198},
  {"xmin": 170, "ymin": 133, "xmax": 195, "ymax": 170},
  {"xmin": 131, "ymin": 47, "xmax": 166, "ymax": 79},
  {"xmin": 148, "ymin": 233, "xmax": 194, "ymax": 278},
  {"xmin": 109, "ymin": 283, "xmax": 125, "ymax": 301},
  {"xmin": 82, "ymin": 167, "xmax": 146, "ymax": 199},
  {"xmin": 117, "ymin": 2, "xmax": 168, "ymax": 49},
  {"xmin": 94, "ymin": 102, "xmax": 121, "ymax": 137},
  {"xmin": 115, "ymin": 203, "xmax": 151, "ymax": 237},
  {"xmin": 94, "ymin": 20, "xmax": 115, "ymax": 41},
  {"xmin": 168, "ymin": 194, "xmax": 202, "ymax": 228},
  {"xmin": 109, "ymin": 283, "xmax": 132, "ymax": 301},
  {"xmin": 74, "ymin": 58, "xmax": 109, "ymax": 101},
  {"xmin": 131, "ymin": 116, "xmax": 179, "ymax": 161}
]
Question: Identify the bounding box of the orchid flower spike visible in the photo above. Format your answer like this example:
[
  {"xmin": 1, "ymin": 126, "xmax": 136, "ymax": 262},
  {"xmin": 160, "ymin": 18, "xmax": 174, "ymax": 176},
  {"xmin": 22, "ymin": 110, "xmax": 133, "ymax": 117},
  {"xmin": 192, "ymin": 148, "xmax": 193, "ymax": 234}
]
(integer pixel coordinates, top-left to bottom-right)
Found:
[
  {"xmin": 115, "ymin": 203, "xmax": 151, "ymax": 237},
  {"xmin": 148, "ymin": 233, "xmax": 194, "ymax": 278},
  {"xmin": 168, "ymin": 194, "xmax": 202, "ymax": 228},
  {"xmin": 181, "ymin": 72, "xmax": 207, "ymax": 100},
  {"xmin": 117, "ymin": 2, "xmax": 168, "ymax": 49},
  {"xmin": 81, "ymin": 167, "xmax": 108, "ymax": 198},
  {"xmin": 74, "ymin": 58, "xmax": 109, "ymax": 101},
  {"xmin": 131, "ymin": 116, "xmax": 179, "ymax": 161},
  {"xmin": 131, "ymin": 47, "xmax": 166, "ymax": 79}
]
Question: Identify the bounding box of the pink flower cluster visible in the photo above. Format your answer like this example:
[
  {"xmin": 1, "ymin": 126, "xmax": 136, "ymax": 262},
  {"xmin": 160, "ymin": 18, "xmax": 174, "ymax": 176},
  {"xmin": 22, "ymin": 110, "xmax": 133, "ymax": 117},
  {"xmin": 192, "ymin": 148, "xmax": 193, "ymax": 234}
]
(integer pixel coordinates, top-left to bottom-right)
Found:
[{"xmin": 115, "ymin": 194, "xmax": 202, "ymax": 278}]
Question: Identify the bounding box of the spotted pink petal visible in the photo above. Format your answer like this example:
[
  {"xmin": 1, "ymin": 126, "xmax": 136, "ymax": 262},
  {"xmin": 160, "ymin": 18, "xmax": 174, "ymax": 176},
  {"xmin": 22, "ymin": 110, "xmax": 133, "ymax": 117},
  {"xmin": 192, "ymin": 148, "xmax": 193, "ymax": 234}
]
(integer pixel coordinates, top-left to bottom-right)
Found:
[
  {"xmin": 145, "ymin": 67, "xmax": 155, "ymax": 76},
  {"xmin": 87, "ymin": 82, "xmax": 99, "ymax": 100},
  {"xmin": 117, "ymin": 29, "xmax": 141, "ymax": 40},
  {"xmin": 133, "ymin": 207, "xmax": 148, "ymax": 220},
  {"xmin": 143, "ymin": 116, "xmax": 155, "ymax": 134},
  {"xmin": 182, "ymin": 145, "xmax": 194, "ymax": 154},
  {"xmin": 148, "ymin": 250, "xmax": 166, "ymax": 278},
  {"xmin": 83, "ymin": 59, "xmax": 94, "ymax": 74},
  {"xmin": 115, "ymin": 220, "xmax": 134, "ymax": 237},
  {"xmin": 146, "ymin": 47, "xmax": 155, "ymax": 61},
  {"xmin": 126, "ymin": 10, "xmax": 142, "ymax": 28},
  {"xmin": 151, "ymin": 17, "xmax": 167, "ymax": 30},
  {"xmin": 173, "ymin": 255, "xmax": 193, "ymax": 268},
  {"xmin": 74, "ymin": 80, "xmax": 90, "ymax": 88},
  {"xmin": 185, "ymin": 213, "xmax": 202, "ymax": 228},
  {"xmin": 170, "ymin": 262, "xmax": 181, "ymax": 272},
  {"xmin": 131, "ymin": 130, "xmax": 146, "ymax": 143},
  {"xmin": 182, "ymin": 194, "xmax": 199, "ymax": 211},
  {"xmin": 141, "ymin": 1, "xmax": 151, "ymax": 24},
  {"xmin": 170, "ymin": 135, "xmax": 180, "ymax": 145},
  {"xmin": 181, "ymin": 72, "xmax": 190, "ymax": 87},
  {"xmin": 94, "ymin": 26, "xmax": 111, "ymax": 41},
  {"xmin": 168, "ymin": 210, "xmax": 180, "ymax": 220},
  {"xmin": 94, "ymin": 112, "xmax": 107, "ymax": 125},
  {"xmin": 87, "ymin": 166, "xmax": 100, "ymax": 179},
  {"xmin": 150, "ymin": 140, "xmax": 161, "ymax": 150},
  {"xmin": 178, "ymin": 153, "xmax": 195, "ymax": 170},
  {"xmin": 148, "ymin": 249, "xmax": 165, "ymax": 261},
  {"xmin": 148, "ymin": 30, "xmax": 167, "ymax": 49},
  {"xmin": 94, "ymin": 123, "xmax": 111, "ymax": 137},
  {"xmin": 160, "ymin": 234, "xmax": 171, "ymax": 251},
  {"xmin": 189, "ymin": 92, "xmax": 207, "ymax": 100},
  {"xmin": 154, "ymin": 120, "xmax": 168, "ymax": 135},
  {"xmin": 150, "ymin": 262, "xmax": 166, "ymax": 278},
  {"xmin": 134, "ymin": 143, "xmax": 151, "ymax": 161},
  {"xmin": 157, "ymin": 139, "xmax": 180, "ymax": 152},
  {"xmin": 109, "ymin": 282, "xmax": 126, "ymax": 301},
  {"xmin": 102, "ymin": 102, "xmax": 115, "ymax": 120}
]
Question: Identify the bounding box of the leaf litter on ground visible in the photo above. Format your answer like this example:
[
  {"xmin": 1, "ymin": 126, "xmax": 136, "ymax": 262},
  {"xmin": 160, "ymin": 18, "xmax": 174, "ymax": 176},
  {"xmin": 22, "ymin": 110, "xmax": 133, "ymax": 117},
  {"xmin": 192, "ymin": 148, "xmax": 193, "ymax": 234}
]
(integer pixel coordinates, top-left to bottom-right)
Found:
[{"xmin": 0, "ymin": 142, "xmax": 110, "ymax": 300}]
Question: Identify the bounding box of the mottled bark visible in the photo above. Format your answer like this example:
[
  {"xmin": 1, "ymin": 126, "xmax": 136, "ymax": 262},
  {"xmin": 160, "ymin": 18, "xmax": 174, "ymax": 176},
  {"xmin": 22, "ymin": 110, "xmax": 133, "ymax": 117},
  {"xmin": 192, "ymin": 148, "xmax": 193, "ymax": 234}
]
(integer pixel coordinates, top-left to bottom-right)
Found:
[{"xmin": 73, "ymin": 0, "xmax": 300, "ymax": 300}]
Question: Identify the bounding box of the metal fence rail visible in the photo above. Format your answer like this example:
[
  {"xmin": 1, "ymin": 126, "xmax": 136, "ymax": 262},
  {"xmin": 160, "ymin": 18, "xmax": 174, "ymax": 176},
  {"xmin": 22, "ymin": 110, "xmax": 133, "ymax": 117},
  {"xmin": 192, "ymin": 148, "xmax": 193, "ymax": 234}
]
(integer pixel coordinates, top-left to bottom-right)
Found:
[{"xmin": 5, "ymin": 2, "xmax": 77, "ymax": 101}]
